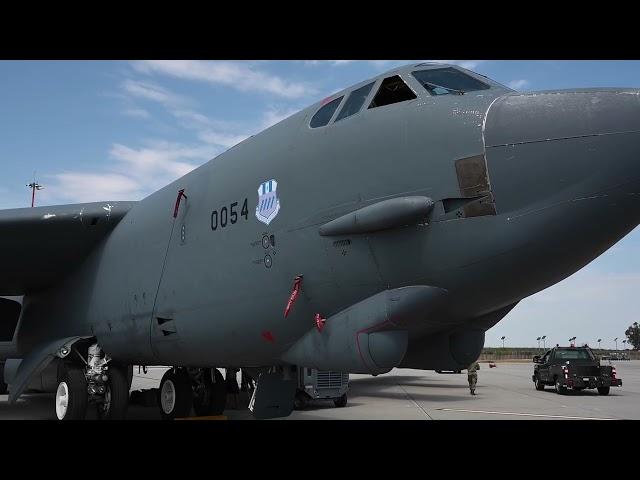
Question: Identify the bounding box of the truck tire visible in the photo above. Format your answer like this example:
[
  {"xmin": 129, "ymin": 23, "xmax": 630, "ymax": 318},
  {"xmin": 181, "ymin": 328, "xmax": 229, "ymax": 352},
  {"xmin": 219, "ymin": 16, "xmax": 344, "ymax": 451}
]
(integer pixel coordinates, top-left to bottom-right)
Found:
[
  {"xmin": 534, "ymin": 375, "xmax": 545, "ymax": 391},
  {"xmin": 597, "ymin": 386, "xmax": 610, "ymax": 395},
  {"xmin": 555, "ymin": 378, "xmax": 567, "ymax": 395}
]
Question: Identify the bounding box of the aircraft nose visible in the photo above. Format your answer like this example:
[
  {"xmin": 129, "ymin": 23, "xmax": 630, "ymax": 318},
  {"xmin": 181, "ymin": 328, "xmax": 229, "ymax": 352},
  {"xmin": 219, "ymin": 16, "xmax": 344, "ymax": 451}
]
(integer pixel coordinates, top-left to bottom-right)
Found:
[
  {"xmin": 479, "ymin": 89, "xmax": 640, "ymax": 298},
  {"xmin": 484, "ymin": 88, "xmax": 640, "ymax": 215}
]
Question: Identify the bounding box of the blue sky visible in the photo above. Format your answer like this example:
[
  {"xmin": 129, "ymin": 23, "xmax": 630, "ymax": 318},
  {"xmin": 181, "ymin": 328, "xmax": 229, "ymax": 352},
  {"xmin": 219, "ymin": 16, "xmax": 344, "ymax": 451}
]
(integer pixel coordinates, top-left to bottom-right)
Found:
[{"xmin": 1, "ymin": 60, "xmax": 640, "ymax": 349}]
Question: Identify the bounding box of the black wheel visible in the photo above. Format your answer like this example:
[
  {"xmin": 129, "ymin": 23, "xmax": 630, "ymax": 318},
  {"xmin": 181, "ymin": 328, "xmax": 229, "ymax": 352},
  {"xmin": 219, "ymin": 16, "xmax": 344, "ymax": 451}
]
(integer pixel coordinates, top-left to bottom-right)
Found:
[
  {"xmin": 294, "ymin": 390, "xmax": 309, "ymax": 410},
  {"xmin": 96, "ymin": 365, "xmax": 129, "ymax": 420},
  {"xmin": 158, "ymin": 368, "xmax": 192, "ymax": 420},
  {"xmin": 55, "ymin": 367, "xmax": 88, "ymax": 420},
  {"xmin": 597, "ymin": 386, "xmax": 610, "ymax": 395},
  {"xmin": 193, "ymin": 368, "xmax": 227, "ymax": 416},
  {"xmin": 534, "ymin": 375, "xmax": 545, "ymax": 391},
  {"xmin": 555, "ymin": 378, "xmax": 567, "ymax": 395},
  {"xmin": 333, "ymin": 393, "xmax": 348, "ymax": 408}
]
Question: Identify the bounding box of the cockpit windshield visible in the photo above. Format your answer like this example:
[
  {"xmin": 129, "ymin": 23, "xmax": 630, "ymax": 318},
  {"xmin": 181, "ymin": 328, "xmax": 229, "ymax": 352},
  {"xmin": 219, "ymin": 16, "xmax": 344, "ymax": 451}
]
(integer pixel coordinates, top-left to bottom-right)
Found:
[{"xmin": 411, "ymin": 67, "xmax": 491, "ymax": 96}]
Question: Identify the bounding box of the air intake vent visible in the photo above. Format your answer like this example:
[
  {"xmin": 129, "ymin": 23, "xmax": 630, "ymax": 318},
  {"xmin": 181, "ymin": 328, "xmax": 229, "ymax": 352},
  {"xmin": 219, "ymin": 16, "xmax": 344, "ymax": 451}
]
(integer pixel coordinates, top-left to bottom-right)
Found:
[
  {"xmin": 316, "ymin": 371, "xmax": 348, "ymax": 390},
  {"xmin": 156, "ymin": 317, "xmax": 177, "ymax": 337}
]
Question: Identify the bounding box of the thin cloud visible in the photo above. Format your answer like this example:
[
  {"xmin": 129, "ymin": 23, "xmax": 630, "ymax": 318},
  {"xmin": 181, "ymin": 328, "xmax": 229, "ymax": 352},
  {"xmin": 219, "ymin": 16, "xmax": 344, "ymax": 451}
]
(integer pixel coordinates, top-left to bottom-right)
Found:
[
  {"xmin": 42, "ymin": 141, "xmax": 215, "ymax": 204},
  {"xmin": 507, "ymin": 79, "xmax": 530, "ymax": 91},
  {"xmin": 41, "ymin": 172, "xmax": 144, "ymax": 203},
  {"xmin": 198, "ymin": 131, "xmax": 250, "ymax": 149},
  {"xmin": 132, "ymin": 60, "xmax": 315, "ymax": 99},
  {"xmin": 122, "ymin": 107, "xmax": 150, "ymax": 119},
  {"xmin": 122, "ymin": 79, "xmax": 188, "ymax": 108},
  {"xmin": 261, "ymin": 107, "xmax": 299, "ymax": 129},
  {"xmin": 109, "ymin": 142, "xmax": 208, "ymax": 176}
]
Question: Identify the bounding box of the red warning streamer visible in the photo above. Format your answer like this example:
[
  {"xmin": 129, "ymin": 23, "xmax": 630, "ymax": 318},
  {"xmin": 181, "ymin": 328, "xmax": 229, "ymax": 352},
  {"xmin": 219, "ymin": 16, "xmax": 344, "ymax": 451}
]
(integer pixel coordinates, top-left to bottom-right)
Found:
[
  {"xmin": 315, "ymin": 313, "xmax": 326, "ymax": 332},
  {"xmin": 284, "ymin": 275, "xmax": 303, "ymax": 317},
  {"xmin": 173, "ymin": 189, "xmax": 187, "ymax": 218}
]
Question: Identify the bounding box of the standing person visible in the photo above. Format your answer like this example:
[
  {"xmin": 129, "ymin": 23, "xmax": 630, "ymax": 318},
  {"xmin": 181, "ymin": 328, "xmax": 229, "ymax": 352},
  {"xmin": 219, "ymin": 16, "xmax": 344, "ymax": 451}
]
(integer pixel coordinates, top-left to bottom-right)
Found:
[{"xmin": 467, "ymin": 359, "xmax": 480, "ymax": 395}]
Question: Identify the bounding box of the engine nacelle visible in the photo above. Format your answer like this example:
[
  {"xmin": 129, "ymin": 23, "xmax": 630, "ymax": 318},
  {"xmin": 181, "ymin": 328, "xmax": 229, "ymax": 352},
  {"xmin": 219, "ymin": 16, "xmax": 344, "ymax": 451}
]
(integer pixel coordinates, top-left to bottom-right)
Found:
[
  {"xmin": 282, "ymin": 286, "xmax": 448, "ymax": 375},
  {"xmin": 400, "ymin": 328, "xmax": 486, "ymax": 371}
]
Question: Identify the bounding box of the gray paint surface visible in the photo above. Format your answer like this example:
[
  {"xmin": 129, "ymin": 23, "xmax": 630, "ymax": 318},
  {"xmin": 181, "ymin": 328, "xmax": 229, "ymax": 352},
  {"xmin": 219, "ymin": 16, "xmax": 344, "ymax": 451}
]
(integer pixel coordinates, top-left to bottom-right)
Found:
[{"xmin": 2, "ymin": 63, "xmax": 640, "ymax": 405}]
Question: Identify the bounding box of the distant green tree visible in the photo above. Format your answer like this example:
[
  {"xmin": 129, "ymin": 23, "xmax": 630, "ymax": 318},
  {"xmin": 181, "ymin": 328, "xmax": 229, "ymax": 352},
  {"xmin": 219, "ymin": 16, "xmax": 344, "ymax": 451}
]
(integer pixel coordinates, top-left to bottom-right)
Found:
[{"xmin": 625, "ymin": 322, "xmax": 640, "ymax": 350}]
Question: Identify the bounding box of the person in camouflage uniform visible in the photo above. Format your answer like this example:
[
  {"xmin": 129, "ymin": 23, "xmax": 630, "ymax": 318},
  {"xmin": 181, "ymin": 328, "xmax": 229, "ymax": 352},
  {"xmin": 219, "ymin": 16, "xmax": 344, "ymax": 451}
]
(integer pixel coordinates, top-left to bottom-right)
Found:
[{"xmin": 467, "ymin": 360, "xmax": 480, "ymax": 395}]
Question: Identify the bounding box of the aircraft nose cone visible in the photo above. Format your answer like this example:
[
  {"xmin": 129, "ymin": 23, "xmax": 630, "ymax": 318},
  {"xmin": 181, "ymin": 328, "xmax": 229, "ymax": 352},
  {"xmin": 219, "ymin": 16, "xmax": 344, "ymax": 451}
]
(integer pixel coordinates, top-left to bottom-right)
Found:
[
  {"xmin": 480, "ymin": 89, "xmax": 640, "ymax": 298},
  {"xmin": 485, "ymin": 88, "xmax": 640, "ymax": 146},
  {"xmin": 484, "ymin": 88, "xmax": 640, "ymax": 214}
]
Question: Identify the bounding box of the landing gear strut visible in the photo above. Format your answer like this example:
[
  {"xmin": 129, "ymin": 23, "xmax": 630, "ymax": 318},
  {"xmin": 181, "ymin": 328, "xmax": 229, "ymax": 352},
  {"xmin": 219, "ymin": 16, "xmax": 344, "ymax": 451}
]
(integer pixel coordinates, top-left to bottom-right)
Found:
[{"xmin": 53, "ymin": 343, "xmax": 129, "ymax": 420}]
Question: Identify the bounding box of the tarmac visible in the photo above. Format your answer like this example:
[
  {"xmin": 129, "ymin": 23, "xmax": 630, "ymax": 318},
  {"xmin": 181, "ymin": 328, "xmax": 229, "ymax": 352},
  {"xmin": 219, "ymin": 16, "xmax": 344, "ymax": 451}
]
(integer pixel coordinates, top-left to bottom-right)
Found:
[{"xmin": 1, "ymin": 361, "xmax": 639, "ymax": 420}]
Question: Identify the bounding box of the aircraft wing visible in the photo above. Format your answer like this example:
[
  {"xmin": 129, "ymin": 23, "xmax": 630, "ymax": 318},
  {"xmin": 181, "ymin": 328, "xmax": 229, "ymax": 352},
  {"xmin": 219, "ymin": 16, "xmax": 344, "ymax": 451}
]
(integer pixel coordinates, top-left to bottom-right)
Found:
[{"xmin": 0, "ymin": 201, "xmax": 136, "ymax": 295}]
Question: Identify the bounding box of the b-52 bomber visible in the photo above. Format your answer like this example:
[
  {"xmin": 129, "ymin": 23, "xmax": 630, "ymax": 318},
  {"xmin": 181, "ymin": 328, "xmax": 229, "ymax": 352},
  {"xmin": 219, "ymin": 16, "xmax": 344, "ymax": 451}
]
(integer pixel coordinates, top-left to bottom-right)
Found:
[{"xmin": 1, "ymin": 63, "xmax": 640, "ymax": 419}]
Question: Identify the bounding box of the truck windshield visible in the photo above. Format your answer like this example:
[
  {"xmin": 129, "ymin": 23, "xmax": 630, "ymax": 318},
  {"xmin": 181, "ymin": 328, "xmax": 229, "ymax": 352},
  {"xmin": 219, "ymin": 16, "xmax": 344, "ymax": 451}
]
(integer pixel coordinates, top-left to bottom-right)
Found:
[{"xmin": 555, "ymin": 349, "xmax": 593, "ymax": 361}]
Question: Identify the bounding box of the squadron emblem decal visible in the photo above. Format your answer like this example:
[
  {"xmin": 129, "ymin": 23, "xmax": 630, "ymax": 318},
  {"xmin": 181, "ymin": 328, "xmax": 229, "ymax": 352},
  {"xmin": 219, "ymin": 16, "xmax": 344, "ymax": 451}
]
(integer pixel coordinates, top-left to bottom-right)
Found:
[{"xmin": 255, "ymin": 179, "xmax": 280, "ymax": 225}]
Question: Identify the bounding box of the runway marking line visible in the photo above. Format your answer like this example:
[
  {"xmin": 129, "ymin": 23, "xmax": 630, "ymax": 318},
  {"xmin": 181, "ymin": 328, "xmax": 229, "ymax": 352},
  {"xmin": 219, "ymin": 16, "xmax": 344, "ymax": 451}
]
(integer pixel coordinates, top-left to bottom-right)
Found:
[{"xmin": 436, "ymin": 408, "xmax": 616, "ymax": 420}]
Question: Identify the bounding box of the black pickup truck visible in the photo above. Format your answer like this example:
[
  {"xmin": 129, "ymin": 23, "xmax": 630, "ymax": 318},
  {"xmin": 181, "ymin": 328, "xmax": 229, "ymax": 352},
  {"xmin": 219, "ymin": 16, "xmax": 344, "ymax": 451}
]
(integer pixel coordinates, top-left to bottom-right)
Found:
[{"xmin": 532, "ymin": 346, "xmax": 622, "ymax": 395}]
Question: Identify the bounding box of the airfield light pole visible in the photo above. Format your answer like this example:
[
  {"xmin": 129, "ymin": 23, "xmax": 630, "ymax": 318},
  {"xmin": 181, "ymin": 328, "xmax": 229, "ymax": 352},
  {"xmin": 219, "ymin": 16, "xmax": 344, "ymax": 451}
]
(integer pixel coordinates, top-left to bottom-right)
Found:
[
  {"xmin": 614, "ymin": 337, "xmax": 618, "ymax": 350},
  {"xmin": 501, "ymin": 336, "xmax": 506, "ymax": 348},
  {"xmin": 542, "ymin": 336, "xmax": 546, "ymax": 349},
  {"xmin": 569, "ymin": 336, "xmax": 576, "ymax": 347},
  {"xmin": 597, "ymin": 338, "xmax": 602, "ymax": 350},
  {"xmin": 537, "ymin": 336, "xmax": 541, "ymax": 349},
  {"xmin": 26, "ymin": 181, "xmax": 44, "ymax": 207}
]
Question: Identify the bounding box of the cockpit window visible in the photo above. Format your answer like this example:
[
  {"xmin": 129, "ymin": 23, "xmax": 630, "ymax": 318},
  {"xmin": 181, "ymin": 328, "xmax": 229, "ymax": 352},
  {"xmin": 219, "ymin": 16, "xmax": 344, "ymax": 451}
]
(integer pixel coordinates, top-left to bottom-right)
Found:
[
  {"xmin": 369, "ymin": 75, "xmax": 417, "ymax": 109},
  {"xmin": 335, "ymin": 82, "xmax": 375, "ymax": 122},
  {"xmin": 310, "ymin": 96, "xmax": 344, "ymax": 128},
  {"xmin": 412, "ymin": 67, "xmax": 490, "ymax": 96}
]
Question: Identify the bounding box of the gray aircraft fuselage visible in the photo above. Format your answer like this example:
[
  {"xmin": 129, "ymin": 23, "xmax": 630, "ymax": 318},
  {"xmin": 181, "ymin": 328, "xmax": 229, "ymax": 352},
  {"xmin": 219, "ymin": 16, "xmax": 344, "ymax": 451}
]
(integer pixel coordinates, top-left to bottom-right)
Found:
[{"xmin": 7, "ymin": 63, "xmax": 640, "ymax": 378}]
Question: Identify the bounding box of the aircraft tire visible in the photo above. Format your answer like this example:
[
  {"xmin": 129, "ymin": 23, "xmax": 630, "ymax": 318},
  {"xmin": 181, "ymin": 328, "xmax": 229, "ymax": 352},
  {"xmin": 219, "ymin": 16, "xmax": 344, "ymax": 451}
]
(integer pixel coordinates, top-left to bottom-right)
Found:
[
  {"xmin": 193, "ymin": 368, "xmax": 227, "ymax": 416},
  {"xmin": 55, "ymin": 367, "xmax": 88, "ymax": 420},
  {"xmin": 158, "ymin": 368, "xmax": 192, "ymax": 420},
  {"xmin": 333, "ymin": 394, "xmax": 348, "ymax": 408},
  {"xmin": 97, "ymin": 366, "xmax": 129, "ymax": 420}
]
